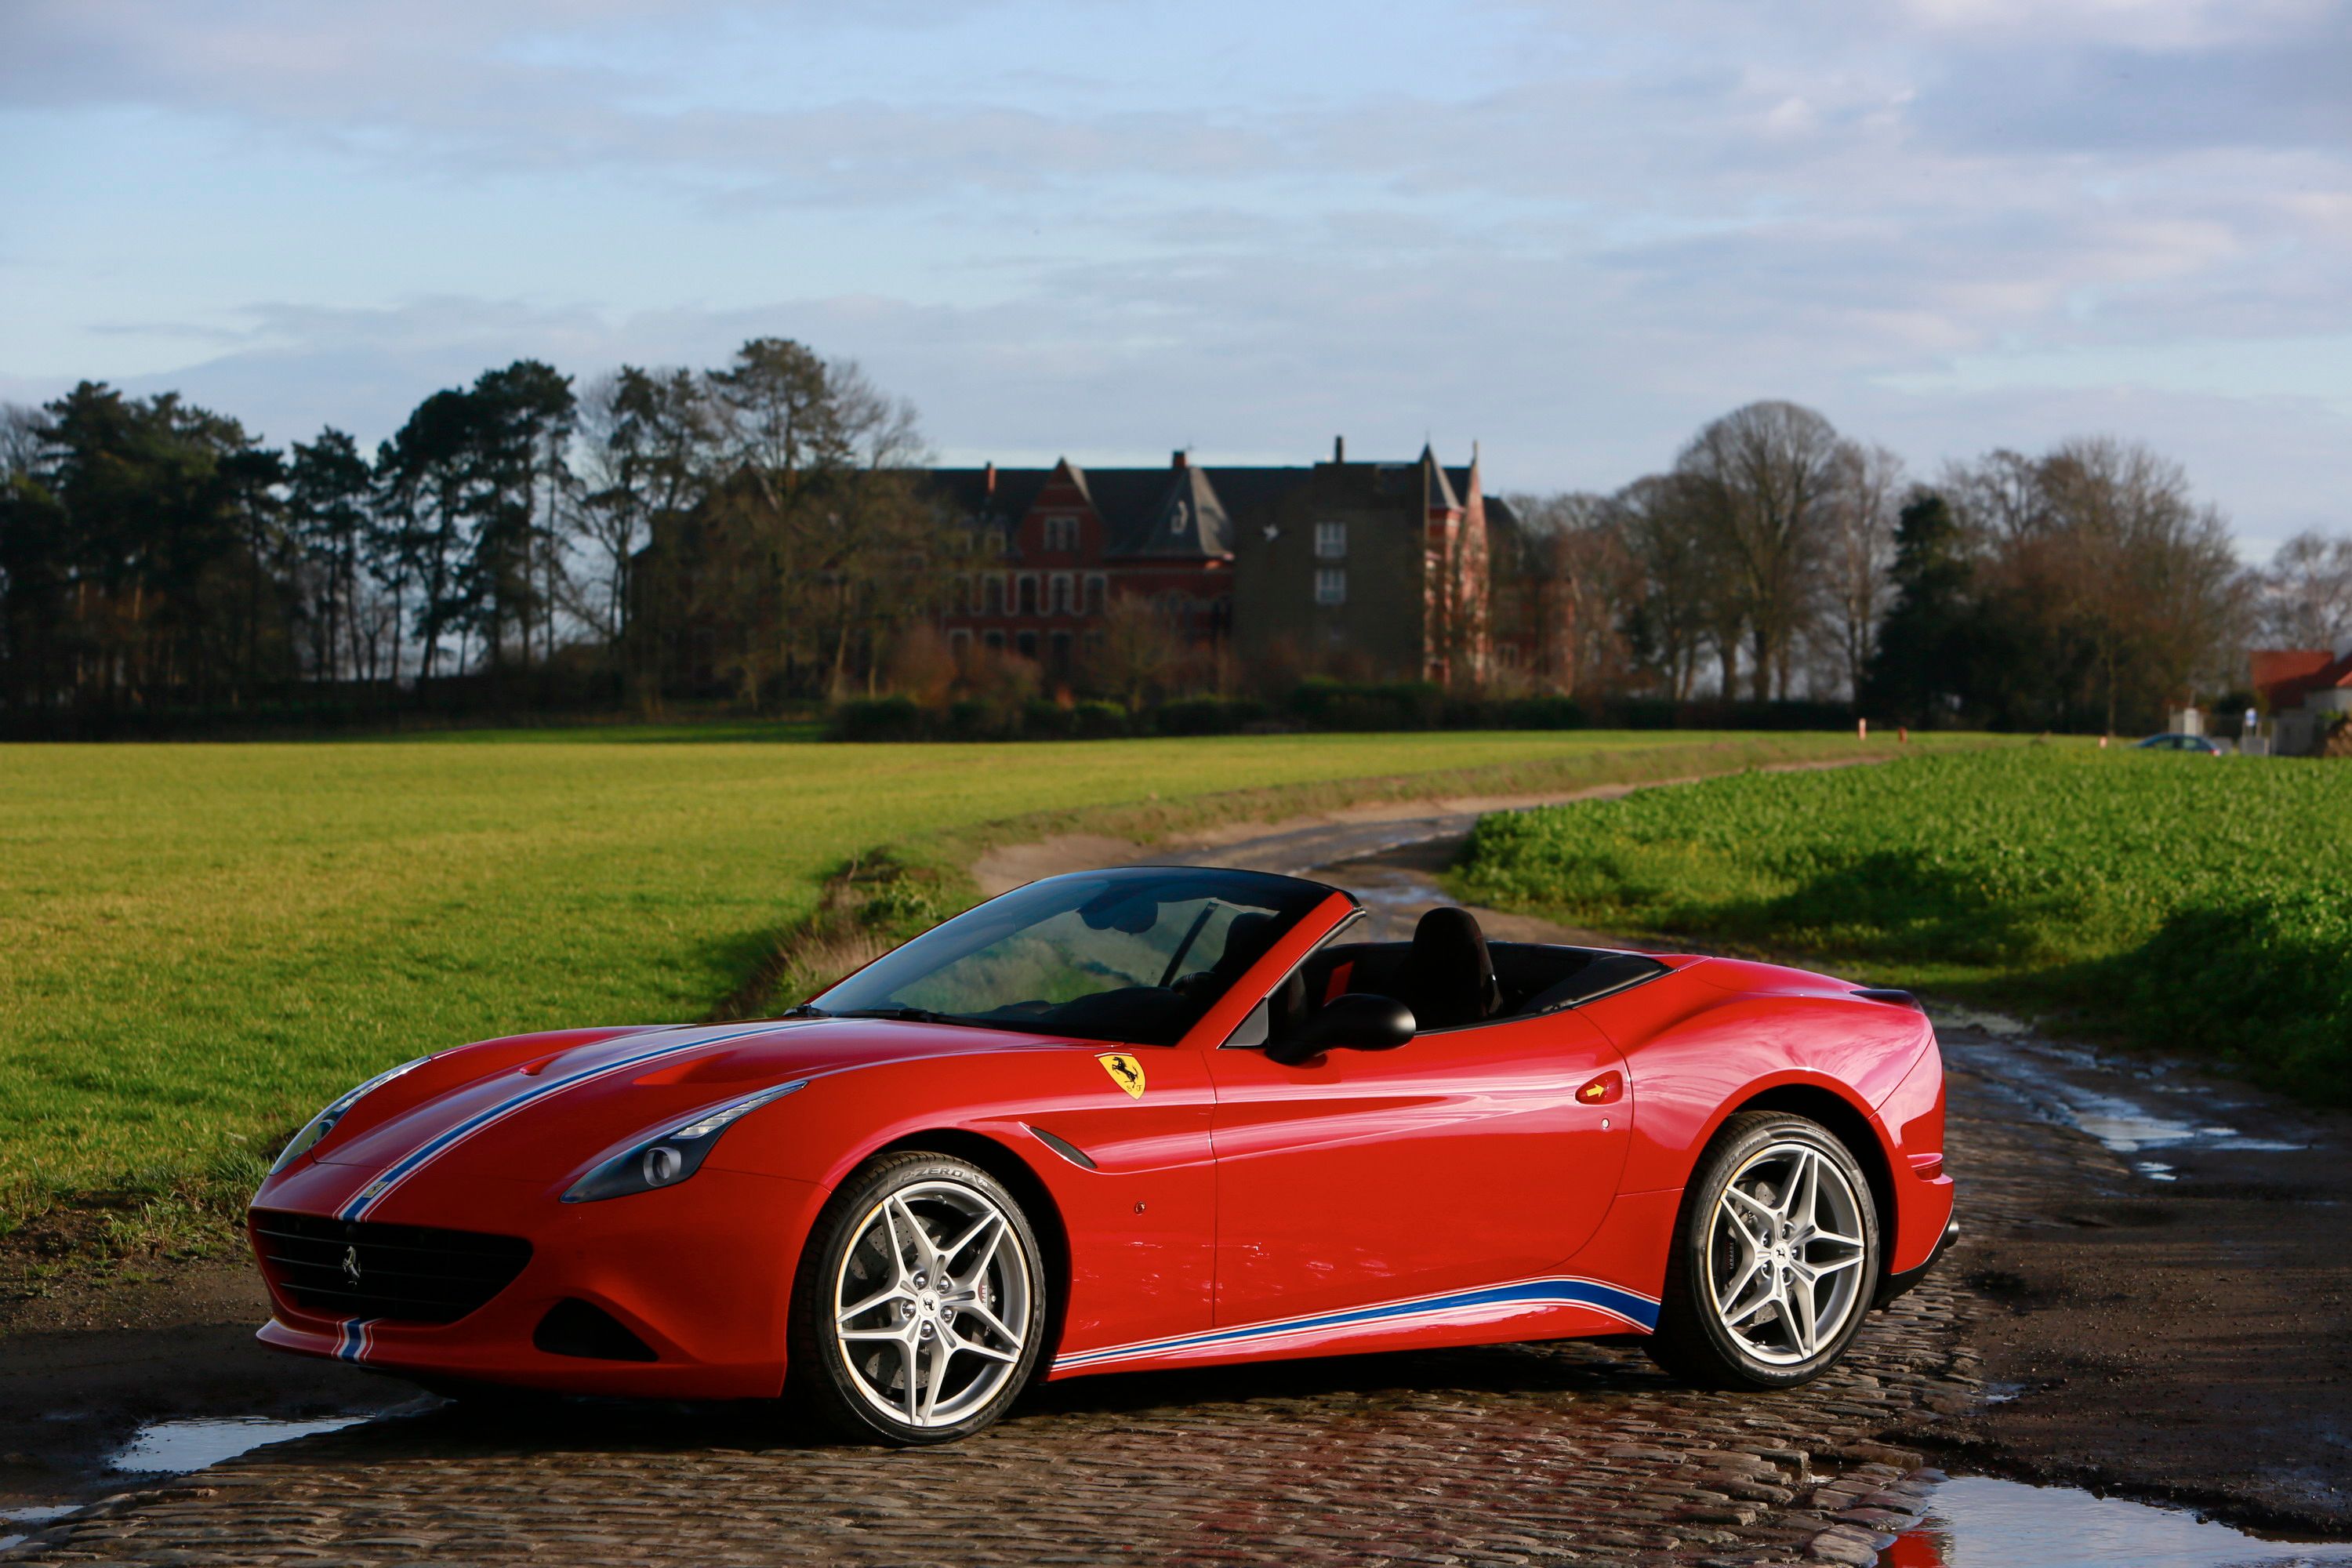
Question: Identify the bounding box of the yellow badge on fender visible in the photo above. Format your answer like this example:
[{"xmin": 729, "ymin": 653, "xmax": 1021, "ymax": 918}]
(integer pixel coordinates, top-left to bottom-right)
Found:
[{"xmin": 1097, "ymin": 1052, "xmax": 1146, "ymax": 1099}]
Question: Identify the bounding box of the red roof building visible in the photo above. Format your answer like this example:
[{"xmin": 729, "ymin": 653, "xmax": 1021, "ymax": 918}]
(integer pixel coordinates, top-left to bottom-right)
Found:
[{"xmin": 2252, "ymin": 647, "xmax": 2352, "ymax": 711}]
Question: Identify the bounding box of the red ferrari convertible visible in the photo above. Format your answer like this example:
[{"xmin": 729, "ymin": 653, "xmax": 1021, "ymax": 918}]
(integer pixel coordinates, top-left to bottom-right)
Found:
[{"xmin": 250, "ymin": 865, "xmax": 1955, "ymax": 1443}]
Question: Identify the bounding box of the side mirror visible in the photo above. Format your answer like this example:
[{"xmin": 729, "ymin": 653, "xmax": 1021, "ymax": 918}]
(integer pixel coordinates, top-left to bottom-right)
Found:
[{"xmin": 1265, "ymin": 993, "xmax": 1417, "ymax": 1067}]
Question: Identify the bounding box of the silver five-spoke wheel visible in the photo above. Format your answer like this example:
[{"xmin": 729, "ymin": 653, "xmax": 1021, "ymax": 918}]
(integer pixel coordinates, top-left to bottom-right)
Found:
[
  {"xmin": 1648, "ymin": 1112, "xmax": 1882, "ymax": 1389},
  {"xmin": 826, "ymin": 1174, "xmax": 1034, "ymax": 1433},
  {"xmin": 792, "ymin": 1153, "xmax": 1047, "ymax": 1443},
  {"xmin": 1705, "ymin": 1140, "xmax": 1869, "ymax": 1365}
]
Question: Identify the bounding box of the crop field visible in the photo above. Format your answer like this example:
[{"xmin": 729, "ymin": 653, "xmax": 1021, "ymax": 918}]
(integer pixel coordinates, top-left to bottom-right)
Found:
[
  {"xmin": 1457, "ymin": 747, "xmax": 2352, "ymax": 1099},
  {"xmin": 0, "ymin": 725, "xmax": 1976, "ymax": 1243}
]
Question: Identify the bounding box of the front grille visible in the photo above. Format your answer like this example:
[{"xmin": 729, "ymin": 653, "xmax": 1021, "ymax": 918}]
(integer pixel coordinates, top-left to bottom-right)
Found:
[{"xmin": 250, "ymin": 1208, "xmax": 532, "ymax": 1325}]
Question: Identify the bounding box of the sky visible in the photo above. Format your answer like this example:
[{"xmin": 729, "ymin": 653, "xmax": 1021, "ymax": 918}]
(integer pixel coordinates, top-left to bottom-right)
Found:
[{"xmin": 3, "ymin": 0, "xmax": 2347, "ymax": 558}]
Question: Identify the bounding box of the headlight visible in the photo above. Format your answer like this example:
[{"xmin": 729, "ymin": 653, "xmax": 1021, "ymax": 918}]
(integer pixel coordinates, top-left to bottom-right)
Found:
[
  {"xmin": 270, "ymin": 1056, "xmax": 430, "ymax": 1174},
  {"xmin": 562, "ymin": 1080, "xmax": 810, "ymax": 1203}
]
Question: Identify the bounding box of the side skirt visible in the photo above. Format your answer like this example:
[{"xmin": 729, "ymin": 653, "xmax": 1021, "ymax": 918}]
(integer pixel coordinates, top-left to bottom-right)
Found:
[{"xmin": 1047, "ymin": 1276, "xmax": 1658, "ymax": 1380}]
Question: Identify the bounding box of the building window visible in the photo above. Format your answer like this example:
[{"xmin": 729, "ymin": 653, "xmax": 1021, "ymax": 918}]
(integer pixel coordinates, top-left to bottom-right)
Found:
[
  {"xmin": 948, "ymin": 628, "xmax": 972, "ymax": 655},
  {"xmin": 1315, "ymin": 568, "xmax": 1347, "ymax": 606},
  {"xmin": 1316, "ymin": 521, "xmax": 1348, "ymax": 560},
  {"xmin": 1083, "ymin": 573, "xmax": 1108, "ymax": 613},
  {"xmin": 1049, "ymin": 572, "xmax": 1073, "ymax": 615},
  {"xmin": 1015, "ymin": 630, "xmax": 1039, "ymax": 659},
  {"xmin": 982, "ymin": 629, "xmax": 1006, "ymax": 651},
  {"xmin": 1017, "ymin": 574, "xmax": 1039, "ymax": 615},
  {"xmin": 983, "ymin": 574, "xmax": 1006, "ymax": 615},
  {"xmin": 988, "ymin": 526, "xmax": 1009, "ymax": 557},
  {"xmin": 1043, "ymin": 515, "xmax": 1077, "ymax": 552},
  {"xmin": 1049, "ymin": 630, "xmax": 1073, "ymax": 674}
]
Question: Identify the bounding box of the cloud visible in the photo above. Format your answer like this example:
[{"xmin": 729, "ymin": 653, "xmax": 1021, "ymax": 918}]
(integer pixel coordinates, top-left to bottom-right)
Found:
[{"xmin": 4, "ymin": 0, "xmax": 2346, "ymax": 555}]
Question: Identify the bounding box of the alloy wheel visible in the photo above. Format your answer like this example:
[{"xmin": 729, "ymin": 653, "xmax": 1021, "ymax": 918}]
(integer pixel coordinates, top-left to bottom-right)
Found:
[
  {"xmin": 830, "ymin": 1178, "xmax": 1032, "ymax": 1428},
  {"xmin": 1703, "ymin": 1139, "xmax": 1870, "ymax": 1365}
]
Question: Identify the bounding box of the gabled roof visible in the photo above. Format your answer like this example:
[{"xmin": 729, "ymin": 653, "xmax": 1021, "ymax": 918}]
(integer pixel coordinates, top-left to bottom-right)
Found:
[
  {"xmin": 1109, "ymin": 466, "xmax": 1235, "ymax": 559},
  {"xmin": 1055, "ymin": 459, "xmax": 1095, "ymax": 511},
  {"xmin": 2252, "ymin": 647, "xmax": 2352, "ymax": 709},
  {"xmin": 1421, "ymin": 445, "xmax": 1460, "ymax": 513}
]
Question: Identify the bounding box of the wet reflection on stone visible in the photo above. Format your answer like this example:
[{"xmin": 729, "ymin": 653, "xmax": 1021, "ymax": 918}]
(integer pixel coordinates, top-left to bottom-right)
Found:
[
  {"xmin": 110, "ymin": 1415, "xmax": 371, "ymax": 1475},
  {"xmin": 1880, "ymin": 1476, "xmax": 2352, "ymax": 1568}
]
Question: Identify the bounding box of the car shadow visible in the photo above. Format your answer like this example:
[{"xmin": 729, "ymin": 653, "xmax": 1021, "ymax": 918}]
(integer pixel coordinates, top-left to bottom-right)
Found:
[{"xmin": 223, "ymin": 1337, "xmax": 1682, "ymax": 1471}]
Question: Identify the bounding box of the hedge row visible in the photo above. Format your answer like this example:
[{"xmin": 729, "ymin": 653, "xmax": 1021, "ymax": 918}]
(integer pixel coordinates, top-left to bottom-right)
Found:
[{"xmin": 826, "ymin": 684, "xmax": 1861, "ymax": 741}]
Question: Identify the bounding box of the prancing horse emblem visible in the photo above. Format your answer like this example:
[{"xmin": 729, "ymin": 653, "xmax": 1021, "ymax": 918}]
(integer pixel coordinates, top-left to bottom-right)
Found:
[
  {"xmin": 342, "ymin": 1244, "xmax": 363, "ymax": 1286},
  {"xmin": 1096, "ymin": 1053, "xmax": 1146, "ymax": 1099}
]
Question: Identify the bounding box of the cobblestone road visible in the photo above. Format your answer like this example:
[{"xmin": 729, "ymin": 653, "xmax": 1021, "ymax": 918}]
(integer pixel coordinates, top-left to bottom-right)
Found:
[{"xmin": 5, "ymin": 1054, "xmax": 2029, "ymax": 1568}]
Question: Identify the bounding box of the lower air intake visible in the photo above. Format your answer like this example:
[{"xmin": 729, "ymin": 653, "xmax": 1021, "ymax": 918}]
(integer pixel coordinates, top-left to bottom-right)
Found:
[{"xmin": 533, "ymin": 1298, "xmax": 659, "ymax": 1362}]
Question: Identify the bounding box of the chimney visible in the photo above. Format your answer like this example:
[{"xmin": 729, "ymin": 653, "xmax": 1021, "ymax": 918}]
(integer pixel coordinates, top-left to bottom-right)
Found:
[
  {"xmin": 1171, "ymin": 448, "xmax": 1188, "ymax": 470},
  {"xmin": 1334, "ymin": 435, "xmax": 1345, "ymax": 463},
  {"xmin": 984, "ymin": 461, "xmax": 996, "ymax": 495}
]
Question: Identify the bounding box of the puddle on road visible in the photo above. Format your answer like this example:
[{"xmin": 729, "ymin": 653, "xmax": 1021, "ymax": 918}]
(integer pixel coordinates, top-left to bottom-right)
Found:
[
  {"xmin": 1936, "ymin": 1030, "xmax": 2305, "ymax": 1172},
  {"xmin": 2, "ymin": 1504, "xmax": 82, "ymax": 1552},
  {"xmin": 108, "ymin": 1414, "xmax": 369, "ymax": 1475},
  {"xmin": 1879, "ymin": 1477, "xmax": 2352, "ymax": 1567}
]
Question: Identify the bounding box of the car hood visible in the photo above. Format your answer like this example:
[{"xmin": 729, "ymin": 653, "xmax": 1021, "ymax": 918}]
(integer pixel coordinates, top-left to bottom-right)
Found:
[{"xmin": 307, "ymin": 1017, "xmax": 1054, "ymax": 1184}]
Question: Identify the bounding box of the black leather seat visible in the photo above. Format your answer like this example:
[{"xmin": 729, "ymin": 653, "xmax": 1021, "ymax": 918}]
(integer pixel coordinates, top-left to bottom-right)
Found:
[{"xmin": 1398, "ymin": 907, "xmax": 1503, "ymax": 1029}]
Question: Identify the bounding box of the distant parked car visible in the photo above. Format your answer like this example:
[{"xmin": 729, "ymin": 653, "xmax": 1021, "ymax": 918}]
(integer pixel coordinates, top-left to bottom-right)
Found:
[{"xmin": 2135, "ymin": 733, "xmax": 2228, "ymax": 755}]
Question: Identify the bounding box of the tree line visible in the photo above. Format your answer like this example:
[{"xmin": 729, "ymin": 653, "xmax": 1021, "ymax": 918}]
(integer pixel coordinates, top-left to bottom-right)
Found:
[
  {"xmin": 6, "ymin": 350, "xmax": 2344, "ymax": 735},
  {"xmin": 0, "ymin": 339, "xmax": 957, "ymax": 721},
  {"xmin": 1501, "ymin": 400, "xmax": 2349, "ymax": 734}
]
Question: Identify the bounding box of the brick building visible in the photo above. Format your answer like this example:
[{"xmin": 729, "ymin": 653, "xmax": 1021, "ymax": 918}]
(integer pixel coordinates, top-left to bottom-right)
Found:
[{"xmin": 935, "ymin": 440, "xmax": 1499, "ymax": 686}]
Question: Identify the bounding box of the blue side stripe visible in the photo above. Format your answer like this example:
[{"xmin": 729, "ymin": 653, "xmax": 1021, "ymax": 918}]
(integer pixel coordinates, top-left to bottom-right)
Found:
[
  {"xmin": 338, "ymin": 1023, "xmax": 798, "ymax": 1220},
  {"xmin": 1057, "ymin": 1276, "xmax": 1658, "ymax": 1368}
]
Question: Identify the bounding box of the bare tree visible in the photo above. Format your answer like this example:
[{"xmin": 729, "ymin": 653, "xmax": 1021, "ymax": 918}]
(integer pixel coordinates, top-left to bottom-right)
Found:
[
  {"xmin": 1093, "ymin": 593, "xmax": 1186, "ymax": 709},
  {"xmin": 1823, "ymin": 441, "xmax": 1905, "ymax": 699},
  {"xmin": 2259, "ymin": 531, "xmax": 2352, "ymax": 648},
  {"xmin": 1610, "ymin": 473, "xmax": 1719, "ymax": 700},
  {"xmin": 1504, "ymin": 492, "xmax": 1633, "ymax": 695},
  {"xmin": 0, "ymin": 404, "xmax": 41, "ymax": 477},
  {"xmin": 1943, "ymin": 437, "xmax": 2248, "ymax": 731},
  {"xmin": 1674, "ymin": 401, "xmax": 1846, "ymax": 700}
]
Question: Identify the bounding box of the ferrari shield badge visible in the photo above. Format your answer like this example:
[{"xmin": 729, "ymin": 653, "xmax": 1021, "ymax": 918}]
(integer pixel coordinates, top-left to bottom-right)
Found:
[{"xmin": 1096, "ymin": 1052, "xmax": 1146, "ymax": 1099}]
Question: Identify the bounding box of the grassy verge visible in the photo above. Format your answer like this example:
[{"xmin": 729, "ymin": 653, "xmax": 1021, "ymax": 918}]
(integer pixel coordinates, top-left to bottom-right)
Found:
[
  {"xmin": 1454, "ymin": 746, "xmax": 2351, "ymax": 1102},
  {"xmin": 0, "ymin": 725, "xmax": 1995, "ymax": 1272}
]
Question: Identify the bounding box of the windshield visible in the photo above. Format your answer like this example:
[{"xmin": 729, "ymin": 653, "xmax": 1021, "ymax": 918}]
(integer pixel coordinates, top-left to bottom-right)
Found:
[{"xmin": 810, "ymin": 866, "xmax": 1339, "ymax": 1046}]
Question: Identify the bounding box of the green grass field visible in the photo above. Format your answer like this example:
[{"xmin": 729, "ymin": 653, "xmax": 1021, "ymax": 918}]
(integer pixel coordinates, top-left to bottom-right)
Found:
[
  {"xmin": 1457, "ymin": 747, "xmax": 2352, "ymax": 1100},
  {"xmin": 2, "ymin": 726, "xmax": 1984, "ymax": 1244}
]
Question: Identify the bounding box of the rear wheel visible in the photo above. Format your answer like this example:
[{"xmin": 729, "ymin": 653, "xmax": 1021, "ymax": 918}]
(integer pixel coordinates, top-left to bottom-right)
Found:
[
  {"xmin": 1646, "ymin": 1111, "xmax": 1879, "ymax": 1389},
  {"xmin": 786, "ymin": 1151, "xmax": 1047, "ymax": 1444}
]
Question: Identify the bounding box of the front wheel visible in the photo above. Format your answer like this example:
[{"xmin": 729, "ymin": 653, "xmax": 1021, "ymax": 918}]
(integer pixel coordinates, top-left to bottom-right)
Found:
[
  {"xmin": 1646, "ymin": 1112, "xmax": 1880, "ymax": 1389},
  {"xmin": 786, "ymin": 1152, "xmax": 1047, "ymax": 1444}
]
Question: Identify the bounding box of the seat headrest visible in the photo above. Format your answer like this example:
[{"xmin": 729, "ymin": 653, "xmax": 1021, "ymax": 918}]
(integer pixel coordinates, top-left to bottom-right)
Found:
[{"xmin": 1405, "ymin": 906, "xmax": 1501, "ymax": 1028}]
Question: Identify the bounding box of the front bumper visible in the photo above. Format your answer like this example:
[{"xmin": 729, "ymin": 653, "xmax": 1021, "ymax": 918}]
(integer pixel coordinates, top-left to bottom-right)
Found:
[{"xmin": 252, "ymin": 1167, "xmax": 828, "ymax": 1399}]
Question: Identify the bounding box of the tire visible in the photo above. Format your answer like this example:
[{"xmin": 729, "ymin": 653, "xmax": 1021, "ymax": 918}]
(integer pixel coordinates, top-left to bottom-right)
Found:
[
  {"xmin": 786, "ymin": 1151, "xmax": 1048, "ymax": 1444},
  {"xmin": 1646, "ymin": 1111, "xmax": 1880, "ymax": 1390}
]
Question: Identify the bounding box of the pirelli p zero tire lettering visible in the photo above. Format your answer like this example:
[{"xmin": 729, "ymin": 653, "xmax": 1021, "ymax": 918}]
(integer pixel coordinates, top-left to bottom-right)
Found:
[
  {"xmin": 786, "ymin": 1151, "xmax": 1048, "ymax": 1446},
  {"xmin": 1646, "ymin": 1110, "xmax": 1881, "ymax": 1391}
]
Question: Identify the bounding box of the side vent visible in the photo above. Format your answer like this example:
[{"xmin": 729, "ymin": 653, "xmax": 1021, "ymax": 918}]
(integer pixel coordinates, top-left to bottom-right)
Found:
[{"xmin": 1025, "ymin": 1124, "xmax": 1098, "ymax": 1171}]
